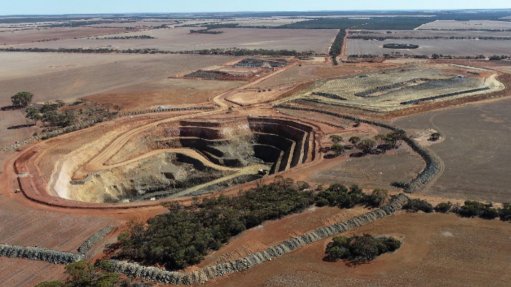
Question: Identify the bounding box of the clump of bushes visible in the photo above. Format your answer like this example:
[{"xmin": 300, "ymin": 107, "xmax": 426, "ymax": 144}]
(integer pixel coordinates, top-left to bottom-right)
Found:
[
  {"xmin": 325, "ymin": 234, "xmax": 401, "ymax": 264},
  {"xmin": 116, "ymin": 179, "xmax": 314, "ymax": 270},
  {"xmin": 315, "ymin": 184, "xmax": 389, "ymax": 208},
  {"xmin": 315, "ymin": 184, "xmax": 365, "ymax": 208},
  {"xmin": 434, "ymin": 202, "xmax": 453, "ymax": 213},
  {"xmin": 456, "ymin": 201, "xmax": 499, "ymax": 219},
  {"xmin": 403, "ymin": 198, "xmax": 433, "ymax": 213}
]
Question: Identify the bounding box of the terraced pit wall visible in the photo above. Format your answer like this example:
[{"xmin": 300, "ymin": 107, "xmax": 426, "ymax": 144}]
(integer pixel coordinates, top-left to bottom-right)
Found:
[
  {"xmin": 276, "ymin": 105, "xmax": 441, "ymax": 192},
  {"xmin": 104, "ymin": 194, "xmax": 410, "ymax": 285}
]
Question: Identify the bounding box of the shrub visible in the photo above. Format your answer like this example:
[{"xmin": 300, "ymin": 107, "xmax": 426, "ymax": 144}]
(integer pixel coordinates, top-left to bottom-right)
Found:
[
  {"xmin": 36, "ymin": 261, "xmax": 120, "ymax": 287},
  {"xmin": 367, "ymin": 189, "xmax": 388, "ymax": 207},
  {"xmin": 11, "ymin": 91, "xmax": 33, "ymax": 108},
  {"xmin": 403, "ymin": 199, "xmax": 433, "ymax": 213},
  {"xmin": 499, "ymin": 203, "xmax": 511, "ymax": 221},
  {"xmin": 325, "ymin": 234, "xmax": 401, "ymax": 264},
  {"xmin": 391, "ymin": 181, "xmax": 410, "ymax": 189},
  {"xmin": 434, "ymin": 202, "xmax": 453, "ymax": 213},
  {"xmin": 456, "ymin": 201, "xmax": 497, "ymax": 219},
  {"xmin": 315, "ymin": 184, "xmax": 367, "ymax": 209}
]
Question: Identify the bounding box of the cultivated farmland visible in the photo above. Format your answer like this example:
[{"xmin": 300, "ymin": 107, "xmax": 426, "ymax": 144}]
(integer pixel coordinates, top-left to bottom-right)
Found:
[{"xmin": 7, "ymin": 27, "xmax": 339, "ymax": 54}]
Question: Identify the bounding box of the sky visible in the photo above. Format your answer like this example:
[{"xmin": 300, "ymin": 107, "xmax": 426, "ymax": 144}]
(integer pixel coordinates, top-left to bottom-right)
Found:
[{"xmin": 1, "ymin": 0, "xmax": 510, "ymax": 15}]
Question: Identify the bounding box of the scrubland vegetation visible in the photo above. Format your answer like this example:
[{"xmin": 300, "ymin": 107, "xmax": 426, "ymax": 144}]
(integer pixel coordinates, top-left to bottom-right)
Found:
[
  {"xmin": 325, "ymin": 234, "xmax": 401, "ymax": 264},
  {"xmin": 114, "ymin": 180, "xmax": 396, "ymax": 270}
]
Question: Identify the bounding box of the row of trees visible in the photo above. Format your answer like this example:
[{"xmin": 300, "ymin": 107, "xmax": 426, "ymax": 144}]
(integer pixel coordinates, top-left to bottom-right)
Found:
[
  {"xmin": 404, "ymin": 198, "xmax": 511, "ymax": 222},
  {"xmin": 327, "ymin": 130, "xmax": 405, "ymax": 158}
]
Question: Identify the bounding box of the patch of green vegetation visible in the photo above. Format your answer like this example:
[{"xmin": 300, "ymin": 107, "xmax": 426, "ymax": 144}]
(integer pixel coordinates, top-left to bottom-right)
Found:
[
  {"xmin": 403, "ymin": 198, "xmax": 434, "ymax": 213},
  {"xmin": 115, "ymin": 179, "xmax": 315, "ymax": 270},
  {"xmin": 325, "ymin": 234, "xmax": 401, "ymax": 264},
  {"xmin": 35, "ymin": 261, "xmax": 147, "ymax": 287},
  {"xmin": 11, "ymin": 91, "xmax": 33, "ymax": 108}
]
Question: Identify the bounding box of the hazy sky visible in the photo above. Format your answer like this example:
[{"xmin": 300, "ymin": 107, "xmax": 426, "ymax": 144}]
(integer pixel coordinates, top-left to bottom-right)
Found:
[{"xmin": 1, "ymin": 0, "xmax": 510, "ymax": 15}]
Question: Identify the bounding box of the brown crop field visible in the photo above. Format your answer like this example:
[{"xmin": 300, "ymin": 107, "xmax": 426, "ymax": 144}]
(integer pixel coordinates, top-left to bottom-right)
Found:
[
  {"xmin": 417, "ymin": 20, "xmax": 511, "ymax": 30},
  {"xmin": 347, "ymin": 38, "xmax": 511, "ymax": 57},
  {"xmin": 395, "ymin": 97, "xmax": 511, "ymax": 203},
  {"xmin": 8, "ymin": 27, "xmax": 339, "ymax": 53}
]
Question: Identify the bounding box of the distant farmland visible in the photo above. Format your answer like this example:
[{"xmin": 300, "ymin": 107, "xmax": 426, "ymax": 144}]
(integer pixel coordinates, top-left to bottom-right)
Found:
[
  {"xmin": 7, "ymin": 27, "xmax": 339, "ymax": 54},
  {"xmin": 417, "ymin": 20, "xmax": 511, "ymax": 31},
  {"xmin": 347, "ymin": 38, "xmax": 511, "ymax": 57}
]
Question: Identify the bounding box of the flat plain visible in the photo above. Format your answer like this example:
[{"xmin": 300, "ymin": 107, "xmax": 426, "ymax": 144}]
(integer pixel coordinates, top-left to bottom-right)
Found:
[
  {"xmin": 8, "ymin": 27, "xmax": 339, "ymax": 53},
  {"xmin": 395, "ymin": 97, "xmax": 511, "ymax": 202}
]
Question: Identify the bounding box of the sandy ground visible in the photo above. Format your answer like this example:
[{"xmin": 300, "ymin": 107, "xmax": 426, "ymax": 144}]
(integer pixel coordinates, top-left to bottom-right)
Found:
[{"xmin": 204, "ymin": 213, "xmax": 511, "ymax": 287}]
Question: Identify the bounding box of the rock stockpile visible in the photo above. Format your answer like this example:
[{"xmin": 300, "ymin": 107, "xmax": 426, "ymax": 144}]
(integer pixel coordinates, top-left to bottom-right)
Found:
[
  {"xmin": 105, "ymin": 194, "xmax": 410, "ymax": 285},
  {"xmin": 0, "ymin": 244, "xmax": 83, "ymax": 264},
  {"xmin": 78, "ymin": 226, "xmax": 115, "ymax": 256}
]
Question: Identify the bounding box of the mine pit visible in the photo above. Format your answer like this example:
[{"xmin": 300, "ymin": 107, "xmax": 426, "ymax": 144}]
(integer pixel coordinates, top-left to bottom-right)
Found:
[{"xmin": 43, "ymin": 116, "xmax": 318, "ymax": 204}]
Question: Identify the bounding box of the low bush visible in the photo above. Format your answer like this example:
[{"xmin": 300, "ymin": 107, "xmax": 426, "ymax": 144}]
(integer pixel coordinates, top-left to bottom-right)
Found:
[
  {"xmin": 314, "ymin": 184, "xmax": 366, "ymax": 208},
  {"xmin": 456, "ymin": 201, "xmax": 498, "ymax": 219},
  {"xmin": 434, "ymin": 202, "xmax": 453, "ymax": 213},
  {"xmin": 403, "ymin": 198, "xmax": 433, "ymax": 213},
  {"xmin": 499, "ymin": 203, "xmax": 511, "ymax": 221},
  {"xmin": 325, "ymin": 234, "xmax": 401, "ymax": 264}
]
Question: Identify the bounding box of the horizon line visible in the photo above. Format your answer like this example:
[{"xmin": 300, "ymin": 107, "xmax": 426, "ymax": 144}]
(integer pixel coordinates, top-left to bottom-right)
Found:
[{"xmin": 2, "ymin": 8, "xmax": 511, "ymax": 17}]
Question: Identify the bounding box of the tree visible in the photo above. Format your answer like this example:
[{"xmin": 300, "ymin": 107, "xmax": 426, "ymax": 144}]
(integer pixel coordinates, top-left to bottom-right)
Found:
[
  {"xmin": 35, "ymin": 261, "xmax": 120, "ymax": 287},
  {"xmin": 348, "ymin": 136, "xmax": 361, "ymax": 145},
  {"xmin": 357, "ymin": 139, "xmax": 376, "ymax": 154},
  {"xmin": 25, "ymin": 106, "xmax": 43, "ymax": 124},
  {"xmin": 11, "ymin": 91, "xmax": 33, "ymax": 108},
  {"xmin": 331, "ymin": 143, "xmax": 345, "ymax": 156},
  {"xmin": 367, "ymin": 189, "xmax": 388, "ymax": 207},
  {"xmin": 330, "ymin": 135, "xmax": 343, "ymax": 144}
]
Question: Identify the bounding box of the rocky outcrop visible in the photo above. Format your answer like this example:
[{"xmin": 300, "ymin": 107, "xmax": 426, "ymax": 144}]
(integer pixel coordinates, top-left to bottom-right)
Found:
[
  {"xmin": 105, "ymin": 194, "xmax": 409, "ymax": 285},
  {"xmin": 0, "ymin": 244, "xmax": 83, "ymax": 264}
]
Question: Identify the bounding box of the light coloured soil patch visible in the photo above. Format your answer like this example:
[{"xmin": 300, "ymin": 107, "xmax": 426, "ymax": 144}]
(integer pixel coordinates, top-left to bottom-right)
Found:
[
  {"xmin": 395, "ymin": 96, "xmax": 511, "ymax": 203},
  {"xmin": 417, "ymin": 20, "xmax": 511, "ymax": 30},
  {"xmin": 204, "ymin": 213, "xmax": 511, "ymax": 287},
  {"xmin": 9, "ymin": 27, "xmax": 339, "ymax": 54},
  {"xmin": 347, "ymin": 38, "xmax": 511, "ymax": 57}
]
